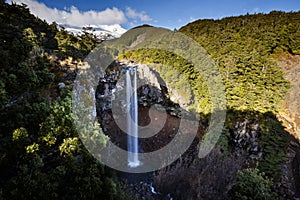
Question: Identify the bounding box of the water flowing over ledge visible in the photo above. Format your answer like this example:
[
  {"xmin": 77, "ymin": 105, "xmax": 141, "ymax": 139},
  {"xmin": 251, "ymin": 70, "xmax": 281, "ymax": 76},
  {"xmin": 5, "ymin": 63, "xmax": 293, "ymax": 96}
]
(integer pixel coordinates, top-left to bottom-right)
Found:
[{"xmin": 126, "ymin": 66, "xmax": 141, "ymax": 167}]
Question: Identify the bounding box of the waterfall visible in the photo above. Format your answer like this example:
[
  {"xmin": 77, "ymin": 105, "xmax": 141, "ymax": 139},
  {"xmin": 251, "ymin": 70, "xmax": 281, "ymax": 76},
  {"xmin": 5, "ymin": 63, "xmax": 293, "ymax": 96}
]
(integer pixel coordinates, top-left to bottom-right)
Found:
[{"xmin": 126, "ymin": 67, "xmax": 141, "ymax": 168}]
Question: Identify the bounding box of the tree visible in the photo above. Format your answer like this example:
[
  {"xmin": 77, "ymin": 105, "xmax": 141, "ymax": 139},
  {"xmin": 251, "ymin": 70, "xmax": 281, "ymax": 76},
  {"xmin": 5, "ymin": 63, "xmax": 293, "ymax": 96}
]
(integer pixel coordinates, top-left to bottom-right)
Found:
[{"xmin": 227, "ymin": 168, "xmax": 279, "ymax": 200}]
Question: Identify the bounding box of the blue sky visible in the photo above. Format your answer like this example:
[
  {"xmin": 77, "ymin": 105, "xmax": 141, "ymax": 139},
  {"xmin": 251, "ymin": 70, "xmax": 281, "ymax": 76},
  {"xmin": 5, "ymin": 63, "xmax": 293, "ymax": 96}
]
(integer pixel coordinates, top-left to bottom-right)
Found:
[{"xmin": 9, "ymin": 0, "xmax": 300, "ymax": 30}]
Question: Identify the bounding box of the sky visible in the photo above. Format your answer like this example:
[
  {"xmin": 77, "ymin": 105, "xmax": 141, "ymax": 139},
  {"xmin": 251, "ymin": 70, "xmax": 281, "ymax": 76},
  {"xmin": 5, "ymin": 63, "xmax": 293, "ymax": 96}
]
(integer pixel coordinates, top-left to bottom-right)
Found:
[{"xmin": 7, "ymin": 0, "xmax": 300, "ymax": 30}]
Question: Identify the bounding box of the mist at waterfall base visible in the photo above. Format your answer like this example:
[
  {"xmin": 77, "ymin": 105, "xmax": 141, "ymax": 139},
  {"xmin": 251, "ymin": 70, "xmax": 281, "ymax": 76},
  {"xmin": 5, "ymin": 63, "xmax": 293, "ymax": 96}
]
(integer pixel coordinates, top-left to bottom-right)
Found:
[{"xmin": 126, "ymin": 66, "xmax": 141, "ymax": 168}]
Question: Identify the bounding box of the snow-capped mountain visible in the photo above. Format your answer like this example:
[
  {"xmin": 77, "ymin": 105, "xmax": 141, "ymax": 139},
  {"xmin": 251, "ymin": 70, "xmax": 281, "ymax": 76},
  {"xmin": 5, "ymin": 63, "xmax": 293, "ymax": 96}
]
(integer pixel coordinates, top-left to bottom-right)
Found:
[{"xmin": 62, "ymin": 24, "xmax": 127, "ymax": 38}]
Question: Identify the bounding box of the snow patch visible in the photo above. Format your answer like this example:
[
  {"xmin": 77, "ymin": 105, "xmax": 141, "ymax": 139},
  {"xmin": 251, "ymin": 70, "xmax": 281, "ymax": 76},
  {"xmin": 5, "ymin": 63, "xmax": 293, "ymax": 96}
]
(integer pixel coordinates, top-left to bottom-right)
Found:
[{"xmin": 62, "ymin": 24, "xmax": 127, "ymax": 38}]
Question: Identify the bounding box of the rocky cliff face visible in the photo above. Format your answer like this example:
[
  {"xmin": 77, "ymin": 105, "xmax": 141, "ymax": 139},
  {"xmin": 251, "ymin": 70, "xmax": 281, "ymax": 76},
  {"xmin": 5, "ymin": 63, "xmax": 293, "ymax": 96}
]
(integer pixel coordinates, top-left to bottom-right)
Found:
[
  {"xmin": 276, "ymin": 54, "xmax": 300, "ymax": 197},
  {"xmin": 277, "ymin": 54, "xmax": 300, "ymax": 141},
  {"xmin": 95, "ymin": 59, "xmax": 300, "ymax": 199},
  {"xmin": 134, "ymin": 61, "xmax": 191, "ymax": 109}
]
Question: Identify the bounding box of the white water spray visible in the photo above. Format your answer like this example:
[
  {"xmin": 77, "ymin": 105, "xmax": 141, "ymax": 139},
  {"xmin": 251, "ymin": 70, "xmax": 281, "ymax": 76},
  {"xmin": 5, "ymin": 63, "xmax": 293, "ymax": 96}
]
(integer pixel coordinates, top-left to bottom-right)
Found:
[{"xmin": 126, "ymin": 66, "xmax": 141, "ymax": 168}]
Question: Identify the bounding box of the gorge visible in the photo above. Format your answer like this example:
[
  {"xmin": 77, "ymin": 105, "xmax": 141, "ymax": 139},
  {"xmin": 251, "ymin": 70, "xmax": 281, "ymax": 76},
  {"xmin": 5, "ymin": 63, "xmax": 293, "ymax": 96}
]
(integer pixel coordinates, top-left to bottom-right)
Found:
[
  {"xmin": 0, "ymin": 2, "xmax": 300, "ymax": 199},
  {"xmin": 95, "ymin": 59, "xmax": 300, "ymax": 199}
]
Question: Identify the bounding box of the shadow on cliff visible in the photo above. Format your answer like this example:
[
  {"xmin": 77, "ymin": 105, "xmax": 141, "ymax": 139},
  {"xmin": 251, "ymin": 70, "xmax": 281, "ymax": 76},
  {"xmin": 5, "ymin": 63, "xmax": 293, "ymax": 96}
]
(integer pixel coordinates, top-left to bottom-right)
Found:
[{"xmin": 95, "ymin": 61, "xmax": 300, "ymax": 200}]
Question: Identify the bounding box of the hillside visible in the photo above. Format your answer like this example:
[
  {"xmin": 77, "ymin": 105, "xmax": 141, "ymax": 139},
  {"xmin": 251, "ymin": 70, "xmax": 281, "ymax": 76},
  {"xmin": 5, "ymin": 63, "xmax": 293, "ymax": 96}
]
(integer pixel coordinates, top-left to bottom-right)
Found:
[
  {"xmin": 0, "ymin": 1, "xmax": 130, "ymax": 199},
  {"xmin": 0, "ymin": 0, "xmax": 300, "ymax": 199},
  {"xmin": 179, "ymin": 11, "xmax": 300, "ymax": 141},
  {"xmin": 118, "ymin": 11, "xmax": 300, "ymax": 199}
]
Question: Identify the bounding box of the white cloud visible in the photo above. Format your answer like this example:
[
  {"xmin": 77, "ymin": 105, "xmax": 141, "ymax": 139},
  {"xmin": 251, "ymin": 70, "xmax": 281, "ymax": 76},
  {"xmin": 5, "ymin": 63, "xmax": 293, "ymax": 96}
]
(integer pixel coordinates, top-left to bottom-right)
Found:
[
  {"xmin": 6, "ymin": 0, "xmax": 127, "ymax": 26},
  {"xmin": 126, "ymin": 7, "xmax": 152, "ymax": 22}
]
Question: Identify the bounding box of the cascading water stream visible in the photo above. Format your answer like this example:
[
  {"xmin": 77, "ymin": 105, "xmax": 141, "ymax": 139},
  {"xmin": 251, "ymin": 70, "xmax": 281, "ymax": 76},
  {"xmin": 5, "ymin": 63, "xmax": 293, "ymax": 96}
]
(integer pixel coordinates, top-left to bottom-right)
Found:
[{"xmin": 126, "ymin": 66, "xmax": 141, "ymax": 168}]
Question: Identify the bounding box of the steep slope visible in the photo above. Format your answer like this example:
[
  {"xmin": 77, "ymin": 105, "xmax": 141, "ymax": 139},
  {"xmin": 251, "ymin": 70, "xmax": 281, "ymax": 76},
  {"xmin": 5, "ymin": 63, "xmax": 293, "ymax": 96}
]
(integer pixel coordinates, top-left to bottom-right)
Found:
[
  {"xmin": 0, "ymin": 1, "xmax": 129, "ymax": 199},
  {"xmin": 276, "ymin": 53, "xmax": 300, "ymax": 141},
  {"xmin": 179, "ymin": 11, "xmax": 300, "ymax": 113},
  {"xmin": 178, "ymin": 11, "xmax": 300, "ymax": 198},
  {"xmin": 179, "ymin": 10, "xmax": 300, "ymax": 139},
  {"xmin": 117, "ymin": 11, "xmax": 300, "ymax": 199}
]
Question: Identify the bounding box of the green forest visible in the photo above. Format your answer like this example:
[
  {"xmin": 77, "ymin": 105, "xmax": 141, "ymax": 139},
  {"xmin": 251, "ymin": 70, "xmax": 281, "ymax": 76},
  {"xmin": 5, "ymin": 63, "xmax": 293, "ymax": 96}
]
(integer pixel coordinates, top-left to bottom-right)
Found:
[
  {"xmin": 121, "ymin": 11, "xmax": 300, "ymax": 114},
  {"xmin": 0, "ymin": 1, "xmax": 129, "ymax": 199},
  {"xmin": 0, "ymin": 0, "xmax": 300, "ymax": 199}
]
